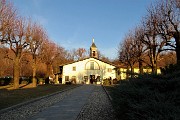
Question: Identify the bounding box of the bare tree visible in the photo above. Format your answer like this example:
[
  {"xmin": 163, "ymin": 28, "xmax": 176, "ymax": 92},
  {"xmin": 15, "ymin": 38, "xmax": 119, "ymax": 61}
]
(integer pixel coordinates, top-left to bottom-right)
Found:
[
  {"xmin": 9, "ymin": 18, "xmax": 29, "ymax": 88},
  {"xmin": 76, "ymin": 48, "xmax": 87, "ymax": 60},
  {"xmin": 0, "ymin": 2, "xmax": 30, "ymax": 89},
  {"xmin": 52, "ymin": 46, "xmax": 69, "ymax": 74},
  {"xmin": 27, "ymin": 22, "xmax": 46, "ymax": 87},
  {"xmin": 141, "ymin": 9, "xmax": 166, "ymax": 74},
  {"xmin": 98, "ymin": 50, "xmax": 111, "ymax": 62},
  {"xmin": 151, "ymin": 0, "xmax": 180, "ymax": 64},
  {"xmin": 20, "ymin": 53, "xmax": 32, "ymax": 77},
  {"xmin": 159, "ymin": 51, "xmax": 176, "ymax": 67},
  {"xmin": 0, "ymin": 47, "xmax": 13, "ymax": 77},
  {"xmin": 118, "ymin": 33, "xmax": 137, "ymax": 78},
  {"xmin": 40, "ymin": 40, "xmax": 59, "ymax": 81},
  {"xmin": 133, "ymin": 27, "xmax": 147, "ymax": 74},
  {"xmin": 61, "ymin": 49, "xmax": 75, "ymax": 62},
  {"xmin": 0, "ymin": 1, "xmax": 16, "ymax": 43}
]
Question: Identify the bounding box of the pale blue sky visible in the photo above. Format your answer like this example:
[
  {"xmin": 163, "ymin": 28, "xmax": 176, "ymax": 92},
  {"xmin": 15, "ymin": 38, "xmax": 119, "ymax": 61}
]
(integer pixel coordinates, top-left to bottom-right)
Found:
[{"xmin": 12, "ymin": 0, "xmax": 156, "ymax": 59}]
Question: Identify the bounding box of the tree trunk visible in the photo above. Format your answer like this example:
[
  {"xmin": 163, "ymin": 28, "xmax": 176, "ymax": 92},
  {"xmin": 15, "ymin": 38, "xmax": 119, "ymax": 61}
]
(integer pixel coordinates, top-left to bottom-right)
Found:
[
  {"xmin": 45, "ymin": 63, "xmax": 52, "ymax": 84},
  {"xmin": 46, "ymin": 63, "xmax": 52, "ymax": 78},
  {"xmin": 55, "ymin": 74, "xmax": 59, "ymax": 84},
  {"xmin": 139, "ymin": 60, "xmax": 143, "ymax": 74},
  {"xmin": 13, "ymin": 57, "xmax": 20, "ymax": 89},
  {"xmin": 151, "ymin": 60, "xmax": 157, "ymax": 74},
  {"xmin": 32, "ymin": 58, "xmax": 37, "ymax": 87},
  {"xmin": 126, "ymin": 67, "xmax": 130, "ymax": 79},
  {"xmin": 150, "ymin": 50, "xmax": 158, "ymax": 75},
  {"xmin": 130, "ymin": 65, "xmax": 134, "ymax": 78},
  {"xmin": 154, "ymin": 62, "xmax": 157, "ymax": 74}
]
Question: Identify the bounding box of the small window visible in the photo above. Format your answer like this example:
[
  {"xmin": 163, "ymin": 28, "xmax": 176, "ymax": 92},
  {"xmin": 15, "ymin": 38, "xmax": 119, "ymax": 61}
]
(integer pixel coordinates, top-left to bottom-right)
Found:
[
  {"xmin": 108, "ymin": 68, "xmax": 112, "ymax": 72},
  {"xmin": 65, "ymin": 76, "xmax": 69, "ymax": 81},
  {"xmin": 90, "ymin": 62, "xmax": 94, "ymax": 70},
  {"xmin": 72, "ymin": 66, "xmax": 76, "ymax": 71}
]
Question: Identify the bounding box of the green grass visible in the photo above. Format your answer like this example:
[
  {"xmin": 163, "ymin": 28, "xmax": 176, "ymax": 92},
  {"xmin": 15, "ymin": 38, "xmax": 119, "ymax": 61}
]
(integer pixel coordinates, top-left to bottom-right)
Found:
[
  {"xmin": 106, "ymin": 72, "xmax": 180, "ymax": 120},
  {"xmin": 0, "ymin": 84, "xmax": 80, "ymax": 110}
]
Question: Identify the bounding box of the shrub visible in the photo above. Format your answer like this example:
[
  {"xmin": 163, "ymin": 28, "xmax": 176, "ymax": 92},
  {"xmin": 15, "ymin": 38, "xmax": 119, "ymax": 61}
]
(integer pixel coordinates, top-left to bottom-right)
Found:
[
  {"xmin": 161, "ymin": 64, "xmax": 180, "ymax": 75},
  {"xmin": 108, "ymin": 74, "xmax": 180, "ymax": 120},
  {"xmin": 65, "ymin": 81, "xmax": 71, "ymax": 85},
  {"xmin": 0, "ymin": 77, "xmax": 13, "ymax": 86},
  {"xmin": 103, "ymin": 79, "xmax": 111, "ymax": 86},
  {"xmin": 38, "ymin": 78, "xmax": 45, "ymax": 85},
  {"xmin": 113, "ymin": 78, "xmax": 118, "ymax": 84},
  {"xmin": 19, "ymin": 77, "xmax": 32, "ymax": 84}
]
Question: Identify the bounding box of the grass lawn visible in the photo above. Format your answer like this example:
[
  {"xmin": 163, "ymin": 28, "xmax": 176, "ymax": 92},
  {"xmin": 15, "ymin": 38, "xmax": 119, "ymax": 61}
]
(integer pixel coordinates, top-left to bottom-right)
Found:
[
  {"xmin": 0, "ymin": 84, "xmax": 80, "ymax": 110},
  {"xmin": 105, "ymin": 73, "xmax": 180, "ymax": 120}
]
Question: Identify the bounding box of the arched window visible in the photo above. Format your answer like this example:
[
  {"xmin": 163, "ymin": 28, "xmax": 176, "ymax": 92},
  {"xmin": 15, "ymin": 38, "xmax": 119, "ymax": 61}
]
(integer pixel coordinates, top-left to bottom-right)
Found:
[
  {"xmin": 90, "ymin": 62, "xmax": 94, "ymax": 70},
  {"xmin": 85, "ymin": 60, "xmax": 100, "ymax": 70},
  {"xmin": 93, "ymin": 51, "xmax": 95, "ymax": 56}
]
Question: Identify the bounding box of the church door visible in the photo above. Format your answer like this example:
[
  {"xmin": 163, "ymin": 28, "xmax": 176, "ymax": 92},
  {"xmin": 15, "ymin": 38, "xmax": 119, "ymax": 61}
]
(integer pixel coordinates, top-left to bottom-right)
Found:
[{"xmin": 90, "ymin": 75, "xmax": 95, "ymax": 84}]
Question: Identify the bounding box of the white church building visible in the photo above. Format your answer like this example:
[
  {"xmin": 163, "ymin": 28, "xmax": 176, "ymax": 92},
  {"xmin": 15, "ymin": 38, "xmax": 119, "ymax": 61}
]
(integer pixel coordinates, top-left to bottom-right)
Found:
[{"xmin": 59, "ymin": 39, "xmax": 117, "ymax": 84}]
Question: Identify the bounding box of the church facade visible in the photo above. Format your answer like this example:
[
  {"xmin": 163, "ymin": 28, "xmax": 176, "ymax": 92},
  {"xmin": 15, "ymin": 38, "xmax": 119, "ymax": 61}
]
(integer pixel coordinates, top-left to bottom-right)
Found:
[{"xmin": 59, "ymin": 39, "xmax": 117, "ymax": 84}]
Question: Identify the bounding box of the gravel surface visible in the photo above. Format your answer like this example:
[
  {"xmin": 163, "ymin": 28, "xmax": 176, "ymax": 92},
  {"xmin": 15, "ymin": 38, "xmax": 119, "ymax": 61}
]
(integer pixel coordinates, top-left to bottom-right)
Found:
[
  {"xmin": 76, "ymin": 85, "xmax": 116, "ymax": 120},
  {"xmin": 0, "ymin": 87, "xmax": 76, "ymax": 120},
  {"xmin": 0, "ymin": 85, "xmax": 116, "ymax": 120}
]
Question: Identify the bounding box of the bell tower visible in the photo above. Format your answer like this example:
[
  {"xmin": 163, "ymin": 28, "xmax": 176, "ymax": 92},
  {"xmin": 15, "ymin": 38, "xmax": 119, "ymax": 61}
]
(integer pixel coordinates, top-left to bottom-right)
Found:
[{"xmin": 90, "ymin": 38, "xmax": 98, "ymax": 58}]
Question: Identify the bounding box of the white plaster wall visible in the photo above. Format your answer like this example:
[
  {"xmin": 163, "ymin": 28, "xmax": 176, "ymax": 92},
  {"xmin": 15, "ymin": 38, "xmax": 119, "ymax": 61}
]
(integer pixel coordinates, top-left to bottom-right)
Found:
[{"xmin": 62, "ymin": 58, "xmax": 116, "ymax": 84}]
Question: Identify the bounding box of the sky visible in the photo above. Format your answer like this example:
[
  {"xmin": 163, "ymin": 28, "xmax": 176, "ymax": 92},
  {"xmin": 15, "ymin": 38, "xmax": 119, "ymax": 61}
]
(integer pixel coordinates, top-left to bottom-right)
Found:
[{"xmin": 12, "ymin": 0, "xmax": 156, "ymax": 60}]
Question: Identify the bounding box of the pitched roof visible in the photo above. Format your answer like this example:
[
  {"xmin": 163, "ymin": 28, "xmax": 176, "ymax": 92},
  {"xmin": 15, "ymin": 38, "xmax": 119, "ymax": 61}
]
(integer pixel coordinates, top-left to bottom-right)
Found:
[
  {"xmin": 59, "ymin": 57, "xmax": 117, "ymax": 67},
  {"xmin": 91, "ymin": 42, "xmax": 97, "ymax": 48}
]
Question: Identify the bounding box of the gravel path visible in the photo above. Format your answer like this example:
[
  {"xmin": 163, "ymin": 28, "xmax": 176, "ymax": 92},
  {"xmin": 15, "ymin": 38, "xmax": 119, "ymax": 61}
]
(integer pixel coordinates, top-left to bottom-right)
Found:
[
  {"xmin": 0, "ymin": 86, "xmax": 77, "ymax": 120},
  {"xmin": 76, "ymin": 85, "xmax": 116, "ymax": 120},
  {"xmin": 0, "ymin": 85, "xmax": 116, "ymax": 120}
]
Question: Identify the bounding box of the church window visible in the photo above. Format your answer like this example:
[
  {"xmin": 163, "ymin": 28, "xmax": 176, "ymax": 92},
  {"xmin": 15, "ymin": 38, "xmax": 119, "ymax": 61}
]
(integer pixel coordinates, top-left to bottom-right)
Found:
[
  {"xmin": 72, "ymin": 66, "xmax": 76, "ymax": 71},
  {"xmin": 93, "ymin": 51, "xmax": 95, "ymax": 56},
  {"xmin": 65, "ymin": 76, "xmax": 69, "ymax": 81},
  {"xmin": 108, "ymin": 68, "xmax": 112, "ymax": 72},
  {"xmin": 90, "ymin": 62, "xmax": 94, "ymax": 70}
]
